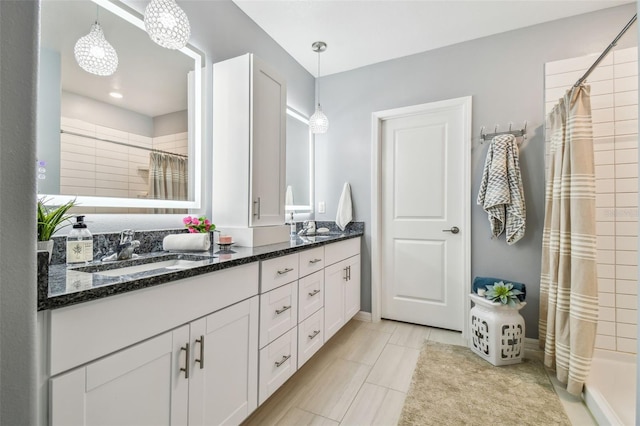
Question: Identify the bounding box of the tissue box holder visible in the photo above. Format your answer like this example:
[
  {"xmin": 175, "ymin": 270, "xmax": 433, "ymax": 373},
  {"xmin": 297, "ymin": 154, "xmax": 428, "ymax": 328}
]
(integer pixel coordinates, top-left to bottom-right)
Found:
[{"xmin": 469, "ymin": 293, "xmax": 526, "ymax": 366}]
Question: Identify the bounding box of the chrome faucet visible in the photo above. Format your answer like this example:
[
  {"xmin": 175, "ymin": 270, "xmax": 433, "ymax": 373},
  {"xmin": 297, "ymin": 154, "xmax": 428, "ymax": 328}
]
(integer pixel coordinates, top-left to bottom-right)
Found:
[
  {"xmin": 116, "ymin": 229, "xmax": 140, "ymax": 260},
  {"xmin": 297, "ymin": 221, "xmax": 316, "ymax": 236}
]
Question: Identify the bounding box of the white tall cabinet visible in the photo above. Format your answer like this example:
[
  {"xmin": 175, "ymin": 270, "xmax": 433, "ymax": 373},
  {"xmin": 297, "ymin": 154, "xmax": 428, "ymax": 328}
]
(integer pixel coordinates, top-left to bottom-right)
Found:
[{"xmin": 213, "ymin": 53, "xmax": 287, "ymax": 245}]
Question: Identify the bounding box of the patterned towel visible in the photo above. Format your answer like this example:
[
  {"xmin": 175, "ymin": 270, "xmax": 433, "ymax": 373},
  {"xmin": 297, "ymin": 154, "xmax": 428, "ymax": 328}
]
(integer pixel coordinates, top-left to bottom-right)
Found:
[{"xmin": 476, "ymin": 134, "xmax": 526, "ymax": 244}]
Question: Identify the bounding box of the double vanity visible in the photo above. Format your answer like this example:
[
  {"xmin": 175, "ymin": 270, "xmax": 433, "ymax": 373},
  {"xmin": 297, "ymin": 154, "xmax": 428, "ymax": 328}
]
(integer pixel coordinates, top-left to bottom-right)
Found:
[{"xmin": 37, "ymin": 228, "xmax": 362, "ymax": 425}]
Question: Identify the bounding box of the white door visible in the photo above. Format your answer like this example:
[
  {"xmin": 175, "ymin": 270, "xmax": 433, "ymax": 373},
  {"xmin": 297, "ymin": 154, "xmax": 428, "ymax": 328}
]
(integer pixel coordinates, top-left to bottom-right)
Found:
[{"xmin": 380, "ymin": 98, "xmax": 470, "ymax": 331}]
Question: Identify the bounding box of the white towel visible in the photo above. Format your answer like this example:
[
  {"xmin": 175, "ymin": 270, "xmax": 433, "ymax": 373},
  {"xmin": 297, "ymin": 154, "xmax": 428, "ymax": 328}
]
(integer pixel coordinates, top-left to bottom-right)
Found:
[
  {"xmin": 476, "ymin": 134, "xmax": 526, "ymax": 244},
  {"xmin": 336, "ymin": 182, "xmax": 353, "ymax": 231},
  {"xmin": 285, "ymin": 185, "xmax": 294, "ymax": 206},
  {"xmin": 163, "ymin": 233, "xmax": 211, "ymax": 252}
]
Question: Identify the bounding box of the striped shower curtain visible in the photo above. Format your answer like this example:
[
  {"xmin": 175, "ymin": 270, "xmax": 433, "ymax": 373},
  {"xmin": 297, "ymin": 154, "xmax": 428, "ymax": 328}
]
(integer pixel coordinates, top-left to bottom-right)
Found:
[
  {"xmin": 149, "ymin": 152, "xmax": 188, "ymax": 213},
  {"xmin": 539, "ymin": 85, "xmax": 599, "ymax": 396}
]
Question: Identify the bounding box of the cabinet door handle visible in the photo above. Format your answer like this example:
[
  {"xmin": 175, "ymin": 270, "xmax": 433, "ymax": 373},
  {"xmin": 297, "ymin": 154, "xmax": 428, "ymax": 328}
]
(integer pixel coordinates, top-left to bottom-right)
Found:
[
  {"xmin": 308, "ymin": 330, "xmax": 321, "ymax": 340},
  {"xmin": 347, "ymin": 265, "xmax": 351, "ymax": 281},
  {"xmin": 195, "ymin": 335, "xmax": 205, "ymax": 369},
  {"xmin": 253, "ymin": 197, "xmax": 261, "ymax": 219},
  {"xmin": 309, "ymin": 258, "xmax": 322, "ymax": 264},
  {"xmin": 275, "ymin": 354, "xmax": 291, "ymax": 367},
  {"xmin": 180, "ymin": 343, "xmax": 190, "ymax": 379},
  {"xmin": 308, "ymin": 289, "xmax": 321, "ymax": 297},
  {"xmin": 343, "ymin": 267, "xmax": 348, "ymax": 281},
  {"xmin": 277, "ymin": 267, "xmax": 294, "ymax": 275},
  {"xmin": 275, "ymin": 305, "xmax": 292, "ymax": 315}
]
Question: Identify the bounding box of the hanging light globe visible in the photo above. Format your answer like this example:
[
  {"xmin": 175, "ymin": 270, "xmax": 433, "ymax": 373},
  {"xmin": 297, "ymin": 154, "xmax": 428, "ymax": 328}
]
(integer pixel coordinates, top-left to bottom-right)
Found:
[
  {"xmin": 310, "ymin": 104, "xmax": 329, "ymax": 134},
  {"xmin": 74, "ymin": 23, "xmax": 118, "ymax": 76},
  {"xmin": 144, "ymin": 0, "xmax": 191, "ymax": 50}
]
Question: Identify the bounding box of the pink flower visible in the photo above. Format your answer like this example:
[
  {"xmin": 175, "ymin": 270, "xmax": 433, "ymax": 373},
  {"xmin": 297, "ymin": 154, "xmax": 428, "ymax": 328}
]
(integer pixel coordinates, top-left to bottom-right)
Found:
[
  {"xmin": 204, "ymin": 219, "xmax": 211, "ymax": 226},
  {"xmin": 183, "ymin": 216, "xmax": 192, "ymax": 225},
  {"xmin": 192, "ymin": 218, "xmax": 200, "ymax": 226},
  {"xmin": 188, "ymin": 228, "xmax": 197, "ymax": 233}
]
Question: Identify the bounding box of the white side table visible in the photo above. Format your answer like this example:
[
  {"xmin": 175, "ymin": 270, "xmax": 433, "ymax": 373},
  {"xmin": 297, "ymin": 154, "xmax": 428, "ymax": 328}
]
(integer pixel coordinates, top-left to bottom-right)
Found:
[{"xmin": 469, "ymin": 293, "xmax": 526, "ymax": 366}]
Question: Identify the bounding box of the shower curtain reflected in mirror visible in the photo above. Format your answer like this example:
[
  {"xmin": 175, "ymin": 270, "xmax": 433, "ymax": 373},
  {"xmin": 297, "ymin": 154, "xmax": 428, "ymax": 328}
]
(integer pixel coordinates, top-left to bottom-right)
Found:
[
  {"xmin": 149, "ymin": 152, "xmax": 188, "ymax": 214},
  {"xmin": 539, "ymin": 84, "xmax": 599, "ymax": 396}
]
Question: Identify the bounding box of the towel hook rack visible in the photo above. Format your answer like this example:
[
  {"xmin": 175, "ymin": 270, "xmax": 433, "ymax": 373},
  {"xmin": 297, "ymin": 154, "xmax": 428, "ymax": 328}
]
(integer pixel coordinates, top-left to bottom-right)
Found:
[{"xmin": 480, "ymin": 121, "xmax": 527, "ymax": 143}]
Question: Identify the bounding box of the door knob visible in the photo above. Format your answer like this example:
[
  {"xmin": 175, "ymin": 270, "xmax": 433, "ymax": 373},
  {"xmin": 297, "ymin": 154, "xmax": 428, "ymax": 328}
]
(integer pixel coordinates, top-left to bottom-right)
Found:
[{"xmin": 442, "ymin": 226, "xmax": 460, "ymax": 234}]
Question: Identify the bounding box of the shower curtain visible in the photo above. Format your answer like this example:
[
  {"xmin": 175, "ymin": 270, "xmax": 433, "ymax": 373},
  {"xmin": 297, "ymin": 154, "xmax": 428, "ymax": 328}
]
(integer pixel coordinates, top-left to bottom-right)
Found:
[
  {"xmin": 539, "ymin": 85, "xmax": 599, "ymax": 396},
  {"xmin": 149, "ymin": 152, "xmax": 188, "ymax": 213}
]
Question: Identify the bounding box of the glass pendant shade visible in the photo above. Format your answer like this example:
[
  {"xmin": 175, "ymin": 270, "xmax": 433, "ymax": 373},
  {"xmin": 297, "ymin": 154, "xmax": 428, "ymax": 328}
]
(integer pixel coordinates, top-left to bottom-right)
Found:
[
  {"xmin": 74, "ymin": 23, "xmax": 118, "ymax": 76},
  {"xmin": 310, "ymin": 104, "xmax": 329, "ymax": 134},
  {"xmin": 144, "ymin": 0, "xmax": 191, "ymax": 50}
]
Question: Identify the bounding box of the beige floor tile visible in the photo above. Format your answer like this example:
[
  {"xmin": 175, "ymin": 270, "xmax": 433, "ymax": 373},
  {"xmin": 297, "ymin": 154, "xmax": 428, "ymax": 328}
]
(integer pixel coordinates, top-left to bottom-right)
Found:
[
  {"xmin": 366, "ymin": 343, "xmax": 420, "ymax": 392},
  {"xmin": 330, "ymin": 326, "xmax": 391, "ymax": 365},
  {"xmin": 242, "ymin": 375, "xmax": 307, "ymax": 426},
  {"xmin": 387, "ymin": 321, "xmax": 431, "ymax": 349},
  {"xmin": 297, "ymin": 358, "xmax": 371, "ymax": 421},
  {"xmin": 427, "ymin": 327, "xmax": 465, "ymax": 347},
  {"xmin": 278, "ymin": 407, "xmax": 339, "ymax": 426},
  {"xmin": 340, "ymin": 382, "xmax": 406, "ymax": 426},
  {"xmin": 357, "ymin": 318, "xmax": 399, "ymax": 334}
]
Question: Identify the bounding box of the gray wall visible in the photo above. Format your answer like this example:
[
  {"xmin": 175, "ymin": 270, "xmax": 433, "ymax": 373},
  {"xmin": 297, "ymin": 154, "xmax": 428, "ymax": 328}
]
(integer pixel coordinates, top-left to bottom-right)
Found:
[
  {"xmin": 153, "ymin": 110, "xmax": 188, "ymax": 137},
  {"xmin": 0, "ymin": 1, "xmax": 39, "ymax": 424},
  {"xmin": 314, "ymin": 4, "xmax": 638, "ymax": 338}
]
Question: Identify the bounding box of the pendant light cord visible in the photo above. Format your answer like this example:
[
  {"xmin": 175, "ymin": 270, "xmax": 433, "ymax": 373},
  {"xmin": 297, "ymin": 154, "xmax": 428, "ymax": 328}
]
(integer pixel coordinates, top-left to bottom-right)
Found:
[{"xmin": 316, "ymin": 50, "xmax": 321, "ymax": 107}]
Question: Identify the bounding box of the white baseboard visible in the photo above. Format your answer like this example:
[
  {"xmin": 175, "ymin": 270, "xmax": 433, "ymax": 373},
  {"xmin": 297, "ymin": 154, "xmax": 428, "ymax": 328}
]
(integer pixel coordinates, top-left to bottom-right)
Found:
[{"xmin": 354, "ymin": 311, "xmax": 372, "ymax": 322}]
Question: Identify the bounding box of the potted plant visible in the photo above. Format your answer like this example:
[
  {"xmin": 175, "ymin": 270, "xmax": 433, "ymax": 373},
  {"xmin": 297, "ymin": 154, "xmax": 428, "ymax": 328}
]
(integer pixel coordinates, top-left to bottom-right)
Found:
[
  {"xmin": 37, "ymin": 197, "xmax": 76, "ymax": 262},
  {"xmin": 484, "ymin": 281, "xmax": 523, "ymax": 307}
]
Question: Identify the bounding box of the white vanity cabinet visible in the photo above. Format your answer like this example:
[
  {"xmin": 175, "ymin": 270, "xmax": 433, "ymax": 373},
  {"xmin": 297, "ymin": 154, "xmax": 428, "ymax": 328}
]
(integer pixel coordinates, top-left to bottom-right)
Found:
[
  {"xmin": 324, "ymin": 238, "xmax": 361, "ymax": 341},
  {"xmin": 46, "ymin": 263, "xmax": 260, "ymax": 426},
  {"xmin": 212, "ymin": 53, "xmax": 287, "ymax": 232}
]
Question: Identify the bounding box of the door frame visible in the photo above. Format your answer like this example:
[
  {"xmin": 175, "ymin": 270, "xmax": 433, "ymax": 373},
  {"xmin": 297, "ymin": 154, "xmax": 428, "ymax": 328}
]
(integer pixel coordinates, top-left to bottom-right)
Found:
[{"xmin": 370, "ymin": 96, "xmax": 472, "ymax": 340}]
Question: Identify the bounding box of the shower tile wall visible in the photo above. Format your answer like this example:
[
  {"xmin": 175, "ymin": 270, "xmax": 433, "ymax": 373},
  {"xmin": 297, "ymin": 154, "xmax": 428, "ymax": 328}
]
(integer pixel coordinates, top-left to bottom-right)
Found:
[
  {"xmin": 59, "ymin": 117, "xmax": 187, "ymax": 213},
  {"xmin": 545, "ymin": 47, "xmax": 638, "ymax": 354}
]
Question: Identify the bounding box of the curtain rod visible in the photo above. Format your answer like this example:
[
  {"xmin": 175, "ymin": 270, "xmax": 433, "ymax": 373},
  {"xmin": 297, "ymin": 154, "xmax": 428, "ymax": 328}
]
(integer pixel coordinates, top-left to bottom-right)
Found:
[
  {"xmin": 574, "ymin": 13, "xmax": 637, "ymax": 87},
  {"xmin": 60, "ymin": 130, "xmax": 188, "ymax": 158}
]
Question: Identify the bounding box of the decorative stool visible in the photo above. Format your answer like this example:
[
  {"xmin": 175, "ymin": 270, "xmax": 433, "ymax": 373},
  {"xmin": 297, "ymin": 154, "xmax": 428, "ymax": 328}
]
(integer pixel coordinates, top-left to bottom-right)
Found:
[{"xmin": 469, "ymin": 293, "xmax": 526, "ymax": 366}]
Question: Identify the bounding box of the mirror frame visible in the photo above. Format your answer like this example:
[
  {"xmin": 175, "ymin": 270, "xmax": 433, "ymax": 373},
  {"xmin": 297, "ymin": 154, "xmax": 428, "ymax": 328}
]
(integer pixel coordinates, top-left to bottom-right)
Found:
[
  {"xmin": 285, "ymin": 107, "xmax": 314, "ymax": 213},
  {"xmin": 39, "ymin": 0, "xmax": 203, "ymax": 209}
]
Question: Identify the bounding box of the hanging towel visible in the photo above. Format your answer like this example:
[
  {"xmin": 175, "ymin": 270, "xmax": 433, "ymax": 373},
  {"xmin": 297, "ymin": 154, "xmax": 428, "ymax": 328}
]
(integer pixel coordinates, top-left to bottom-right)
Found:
[
  {"xmin": 336, "ymin": 182, "xmax": 353, "ymax": 231},
  {"xmin": 476, "ymin": 134, "xmax": 526, "ymax": 245},
  {"xmin": 285, "ymin": 185, "xmax": 294, "ymax": 206}
]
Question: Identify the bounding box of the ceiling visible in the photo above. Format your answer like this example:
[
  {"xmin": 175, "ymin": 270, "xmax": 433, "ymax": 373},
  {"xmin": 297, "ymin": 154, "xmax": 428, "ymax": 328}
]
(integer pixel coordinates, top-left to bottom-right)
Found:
[{"xmin": 232, "ymin": 0, "xmax": 634, "ymax": 77}]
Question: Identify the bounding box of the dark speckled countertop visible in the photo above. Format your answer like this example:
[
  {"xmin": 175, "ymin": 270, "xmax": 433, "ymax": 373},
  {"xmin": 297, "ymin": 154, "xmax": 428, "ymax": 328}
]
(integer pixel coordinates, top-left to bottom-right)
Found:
[{"xmin": 39, "ymin": 228, "xmax": 363, "ymax": 311}]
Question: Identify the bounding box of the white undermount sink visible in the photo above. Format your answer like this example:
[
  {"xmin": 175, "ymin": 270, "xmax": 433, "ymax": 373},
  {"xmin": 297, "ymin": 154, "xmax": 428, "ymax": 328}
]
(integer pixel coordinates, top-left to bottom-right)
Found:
[{"xmin": 95, "ymin": 259, "xmax": 204, "ymax": 277}]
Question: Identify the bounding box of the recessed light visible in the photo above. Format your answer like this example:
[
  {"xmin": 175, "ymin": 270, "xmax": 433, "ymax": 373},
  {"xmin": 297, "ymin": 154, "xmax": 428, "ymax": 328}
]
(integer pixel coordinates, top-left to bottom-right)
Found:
[{"xmin": 109, "ymin": 91, "xmax": 123, "ymax": 99}]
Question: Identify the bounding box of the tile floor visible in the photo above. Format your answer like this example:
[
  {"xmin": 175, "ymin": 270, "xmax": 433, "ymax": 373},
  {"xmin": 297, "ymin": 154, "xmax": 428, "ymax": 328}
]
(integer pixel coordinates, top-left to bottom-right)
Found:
[{"xmin": 242, "ymin": 319, "xmax": 596, "ymax": 425}]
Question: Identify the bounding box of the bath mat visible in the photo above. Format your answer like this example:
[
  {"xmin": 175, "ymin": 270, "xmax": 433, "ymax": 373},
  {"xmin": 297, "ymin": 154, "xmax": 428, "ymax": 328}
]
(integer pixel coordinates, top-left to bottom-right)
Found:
[{"xmin": 399, "ymin": 341, "xmax": 571, "ymax": 425}]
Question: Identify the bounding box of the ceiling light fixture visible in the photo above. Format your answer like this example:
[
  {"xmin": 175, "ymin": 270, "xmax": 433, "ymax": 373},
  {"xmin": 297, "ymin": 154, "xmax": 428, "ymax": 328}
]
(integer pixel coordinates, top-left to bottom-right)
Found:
[
  {"xmin": 309, "ymin": 41, "xmax": 329, "ymax": 134},
  {"xmin": 74, "ymin": 7, "xmax": 118, "ymax": 76},
  {"xmin": 144, "ymin": 0, "xmax": 191, "ymax": 50}
]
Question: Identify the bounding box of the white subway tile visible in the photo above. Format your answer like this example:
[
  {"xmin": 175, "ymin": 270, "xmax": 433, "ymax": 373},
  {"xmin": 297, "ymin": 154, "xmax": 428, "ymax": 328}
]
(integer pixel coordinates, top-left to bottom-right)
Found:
[
  {"xmin": 597, "ymin": 321, "xmax": 616, "ymax": 336},
  {"xmin": 597, "ymin": 208, "xmax": 616, "ymax": 222},
  {"xmin": 95, "ymin": 164, "xmax": 130, "ymax": 176},
  {"xmin": 596, "ymin": 194, "xmax": 615, "ymax": 208},
  {"xmin": 617, "ymin": 236, "xmax": 638, "ymax": 251},
  {"xmin": 615, "ymin": 76, "xmax": 639, "ymax": 93},
  {"xmin": 617, "ymin": 280, "xmax": 638, "ymax": 295},
  {"xmin": 95, "ymin": 172, "xmax": 128, "ymax": 183},
  {"xmin": 615, "ymin": 105, "xmax": 638, "ymax": 121},
  {"xmin": 616, "ymin": 265, "xmax": 638, "ymax": 281},
  {"xmin": 616, "ymin": 221, "xmax": 638, "ymax": 236},
  {"xmin": 95, "ymin": 157, "xmax": 128, "ymax": 170},
  {"xmin": 593, "ymin": 122, "xmax": 615, "ymax": 138},
  {"xmin": 596, "ymin": 165, "xmax": 615, "ymax": 179},
  {"xmin": 592, "ymin": 94, "xmax": 615, "ymax": 109},
  {"xmin": 617, "ymin": 337, "xmax": 637, "ymax": 354},
  {"xmin": 61, "ymin": 117, "xmax": 96, "ymax": 133},
  {"xmin": 617, "ymin": 308, "xmax": 638, "ymax": 324},
  {"xmin": 616, "ymin": 178, "xmax": 638, "ymax": 193},
  {"xmin": 596, "ymin": 221, "xmax": 615, "ymax": 235},
  {"xmin": 597, "ymin": 264, "xmax": 616, "ymax": 279},
  {"xmin": 616, "ymin": 163, "xmax": 638, "ymax": 178},
  {"xmin": 590, "ymin": 65, "xmax": 615, "ymax": 82},
  {"xmin": 598, "ymin": 235, "xmax": 616, "ymax": 250},
  {"xmin": 95, "ymin": 188, "xmax": 129, "ymax": 197},
  {"xmin": 614, "ymin": 120, "xmax": 638, "ymax": 136},
  {"xmin": 617, "ymin": 323, "xmax": 637, "ymax": 339},
  {"xmin": 595, "ymin": 334, "xmax": 616, "ymax": 350},
  {"xmin": 591, "ymin": 79, "xmax": 614, "ymax": 96},
  {"xmin": 615, "ymin": 134, "xmax": 638, "ymax": 150},
  {"xmin": 598, "ymin": 277, "xmax": 616, "ymax": 292},
  {"xmin": 615, "ymin": 61, "xmax": 638, "ymax": 78},
  {"xmin": 592, "ymin": 108, "xmax": 614, "ymax": 124},
  {"xmin": 61, "ymin": 186, "xmax": 96, "ymax": 196},
  {"xmin": 546, "ymin": 70, "xmax": 582, "ymax": 89},
  {"xmin": 95, "ymin": 179, "xmax": 128, "ymax": 190},
  {"xmin": 594, "ymin": 150, "xmax": 615, "ymax": 165},
  {"xmin": 616, "ymin": 208, "xmax": 639, "ymax": 222},
  {"xmin": 60, "ymin": 152, "xmax": 95, "ymax": 165},
  {"xmin": 599, "ymin": 292, "xmax": 616, "ymax": 307},
  {"xmin": 597, "ymin": 250, "xmax": 616, "ymax": 265},
  {"xmin": 60, "ymin": 160, "xmax": 95, "ymax": 173},
  {"xmin": 614, "ymin": 47, "xmax": 638, "ymax": 64},
  {"xmin": 616, "ymin": 193, "xmax": 638, "ymax": 208},
  {"xmin": 98, "ymin": 149, "xmax": 129, "ymax": 161},
  {"xmin": 616, "ymin": 251, "xmax": 638, "ymax": 266},
  {"xmin": 60, "ymin": 177, "xmax": 95, "ymax": 188},
  {"xmin": 615, "ymin": 91, "xmax": 638, "ymax": 107},
  {"xmin": 616, "ymin": 294, "xmax": 638, "ymax": 309},
  {"xmin": 596, "ymin": 179, "xmax": 615, "ymax": 194},
  {"xmin": 546, "ymin": 54, "xmax": 604, "ymax": 75},
  {"xmin": 59, "ymin": 169, "xmax": 95, "ymax": 180},
  {"xmin": 599, "ymin": 307, "xmax": 616, "ymax": 322},
  {"xmin": 594, "ymin": 136, "xmax": 615, "ymax": 151}
]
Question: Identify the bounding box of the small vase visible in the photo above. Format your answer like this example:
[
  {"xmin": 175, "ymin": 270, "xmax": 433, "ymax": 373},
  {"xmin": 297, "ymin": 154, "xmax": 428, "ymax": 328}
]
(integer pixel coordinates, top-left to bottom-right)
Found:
[{"xmin": 37, "ymin": 240, "xmax": 54, "ymax": 263}]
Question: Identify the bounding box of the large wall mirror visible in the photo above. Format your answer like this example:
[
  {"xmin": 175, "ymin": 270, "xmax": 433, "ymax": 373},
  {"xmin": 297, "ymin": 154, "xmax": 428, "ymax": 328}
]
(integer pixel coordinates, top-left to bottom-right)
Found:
[
  {"xmin": 37, "ymin": 0, "xmax": 203, "ymax": 213},
  {"xmin": 286, "ymin": 109, "xmax": 313, "ymax": 214}
]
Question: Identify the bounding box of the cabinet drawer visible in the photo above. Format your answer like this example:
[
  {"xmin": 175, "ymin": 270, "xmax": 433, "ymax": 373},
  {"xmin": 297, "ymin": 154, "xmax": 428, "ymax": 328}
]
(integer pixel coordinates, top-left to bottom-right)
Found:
[
  {"xmin": 259, "ymin": 327, "xmax": 297, "ymax": 405},
  {"xmin": 259, "ymin": 282, "xmax": 298, "ymax": 348},
  {"xmin": 298, "ymin": 308, "xmax": 324, "ymax": 369},
  {"xmin": 325, "ymin": 237, "xmax": 360, "ymax": 266},
  {"xmin": 261, "ymin": 253, "xmax": 299, "ymax": 293},
  {"xmin": 298, "ymin": 271, "xmax": 324, "ymax": 323},
  {"xmin": 298, "ymin": 246, "xmax": 324, "ymax": 278}
]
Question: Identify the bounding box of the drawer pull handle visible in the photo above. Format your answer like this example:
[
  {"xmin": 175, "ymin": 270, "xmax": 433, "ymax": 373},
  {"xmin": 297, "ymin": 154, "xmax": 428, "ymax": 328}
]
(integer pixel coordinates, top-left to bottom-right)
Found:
[
  {"xmin": 275, "ymin": 305, "xmax": 292, "ymax": 315},
  {"xmin": 277, "ymin": 267, "xmax": 294, "ymax": 275},
  {"xmin": 308, "ymin": 289, "xmax": 321, "ymax": 297},
  {"xmin": 309, "ymin": 258, "xmax": 322, "ymax": 264},
  {"xmin": 308, "ymin": 330, "xmax": 321, "ymax": 340},
  {"xmin": 195, "ymin": 335, "xmax": 205, "ymax": 369},
  {"xmin": 275, "ymin": 354, "xmax": 291, "ymax": 367},
  {"xmin": 180, "ymin": 343, "xmax": 190, "ymax": 379}
]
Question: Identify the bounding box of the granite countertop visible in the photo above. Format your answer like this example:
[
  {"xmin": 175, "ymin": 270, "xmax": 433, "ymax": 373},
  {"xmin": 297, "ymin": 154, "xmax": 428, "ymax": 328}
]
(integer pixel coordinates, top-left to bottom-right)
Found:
[{"xmin": 39, "ymin": 230, "xmax": 363, "ymax": 311}]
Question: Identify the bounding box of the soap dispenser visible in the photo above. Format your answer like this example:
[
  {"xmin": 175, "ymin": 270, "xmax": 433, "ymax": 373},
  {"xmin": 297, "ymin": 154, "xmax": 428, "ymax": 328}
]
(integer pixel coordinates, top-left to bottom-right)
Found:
[{"xmin": 66, "ymin": 215, "xmax": 93, "ymax": 264}]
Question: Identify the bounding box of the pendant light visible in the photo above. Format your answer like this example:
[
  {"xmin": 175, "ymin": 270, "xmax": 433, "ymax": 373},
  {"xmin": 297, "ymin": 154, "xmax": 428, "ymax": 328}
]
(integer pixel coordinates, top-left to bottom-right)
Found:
[
  {"xmin": 144, "ymin": 0, "xmax": 191, "ymax": 50},
  {"xmin": 74, "ymin": 7, "xmax": 118, "ymax": 76},
  {"xmin": 310, "ymin": 41, "xmax": 329, "ymax": 134}
]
